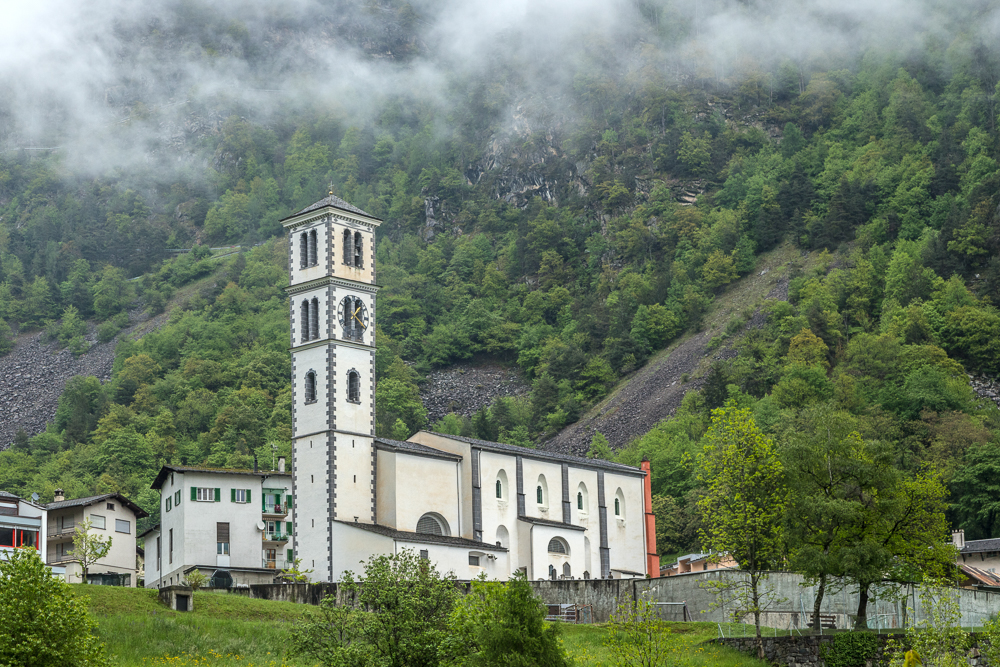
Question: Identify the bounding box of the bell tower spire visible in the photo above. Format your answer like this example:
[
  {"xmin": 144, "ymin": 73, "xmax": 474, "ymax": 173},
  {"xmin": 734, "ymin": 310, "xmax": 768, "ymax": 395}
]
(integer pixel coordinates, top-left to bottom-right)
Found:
[{"xmin": 281, "ymin": 193, "xmax": 381, "ymax": 582}]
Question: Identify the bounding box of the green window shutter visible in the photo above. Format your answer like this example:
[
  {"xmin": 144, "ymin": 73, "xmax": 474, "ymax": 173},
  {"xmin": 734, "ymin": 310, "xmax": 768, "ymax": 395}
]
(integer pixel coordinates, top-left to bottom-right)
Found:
[
  {"xmin": 287, "ymin": 549, "xmax": 293, "ymax": 561},
  {"xmin": 286, "ymin": 521, "xmax": 292, "ymax": 534},
  {"xmin": 287, "ymin": 496, "xmax": 293, "ymax": 508},
  {"xmin": 230, "ymin": 488, "xmax": 235, "ymax": 502},
  {"xmin": 215, "ymin": 488, "xmax": 221, "ymax": 502},
  {"xmin": 191, "ymin": 487, "xmax": 197, "ymax": 501},
  {"xmin": 246, "ymin": 489, "xmax": 251, "ymax": 504}
]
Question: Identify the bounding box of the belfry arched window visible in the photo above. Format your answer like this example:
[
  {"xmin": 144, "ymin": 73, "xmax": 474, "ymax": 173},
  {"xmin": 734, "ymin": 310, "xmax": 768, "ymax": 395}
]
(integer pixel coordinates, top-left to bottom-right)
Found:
[
  {"xmin": 299, "ymin": 233, "xmax": 308, "ymax": 269},
  {"xmin": 305, "ymin": 371, "xmax": 316, "ymax": 403},
  {"xmin": 348, "ymin": 370, "xmax": 360, "ymax": 403},
  {"xmin": 300, "ymin": 300, "xmax": 310, "ymax": 343},
  {"xmin": 308, "ymin": 229, "xmax": 318, "ymax": 266},
  {"xmin": 354, "ymin": 232, "xmax": 363, "ymax": 268},
  {"xmin": 310, "ymin": 298, "xmax": 320, "ymax": 340},
  {"xmin": 343, "ymin": 229, "xmax": 353, "ymax": 265}
]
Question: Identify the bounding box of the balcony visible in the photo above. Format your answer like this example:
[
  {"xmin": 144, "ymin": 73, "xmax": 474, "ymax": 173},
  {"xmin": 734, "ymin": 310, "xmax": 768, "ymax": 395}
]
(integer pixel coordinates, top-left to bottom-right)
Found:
[
  {"xmin": 48, "ymin": 522, "xmax": 76, "ymax": 539},
  {"xmin": 262, "ymin": 558, "xmax": 292, "ymax": 570},
  {"xmin": 48, "ymin": 552, "xmax": 76, "ymax": 564},
  {"xmin": 261, "ymin": 504, "xmax": 288, "ymax": 519},
  {"xmin": 262, "ymin": 532, "xmax": 289, "ymax": 544}
]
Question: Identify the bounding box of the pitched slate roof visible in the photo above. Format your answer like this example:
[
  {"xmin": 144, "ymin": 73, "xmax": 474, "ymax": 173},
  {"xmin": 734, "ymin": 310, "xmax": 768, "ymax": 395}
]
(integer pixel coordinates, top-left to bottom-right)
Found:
[
  {"xmin": 46, "ymin": 493, "xmax": 148, "ymax": 518},
  {"xmin": 290, "ymin": 194, "xmax": 378, "ymax": 220},
  {"xmin": 0, "ymin": 490, "xmax": 20, "ymax": 500},
  {"xmin": 375, "ymin": 437, "xmax": 463, "ymax": 461},
  {"xmin": 334, "ymin": 520, "xmax": 507, "ymax": 551},
  {"xmin": 150, "ymin": 464, "xmax": 287, "ymax": 490},
  {"xmin": 422, "ymin": 432, "xmax": 645, "ymax": 476},
  {"xmin": 961, "ymin": 564, "xmax": 1000, "ymax": 587},
  {"xmin": 518, "ymin": 516, "xmax": 586, "ymax": 531},
  {"xmin": 961, "ymin": 538, "xmax": 1000, "ymax": 553}
]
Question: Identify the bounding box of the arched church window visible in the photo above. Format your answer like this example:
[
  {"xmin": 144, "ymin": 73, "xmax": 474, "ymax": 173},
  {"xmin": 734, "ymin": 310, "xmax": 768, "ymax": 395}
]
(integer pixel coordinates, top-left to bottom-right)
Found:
[
  {"xmin": 614, "ymin": 488, "xmax": 625, "ymax": 519},
  {"xmin": 343, "ymin": 229, "xmax": 353, "ymax": 265},
  {"xmin": 577, "ymin": 492, "xmax": 583, "ymax": 510},
  {"xmin": 354, "ymin": 232, "xmax": 363, "ymax": 268},
  {"xmin": 300, "ymin": 300, "xmax": 310, "ymax": 343},
  {"xmin": 496, "ymin": 479, "xmax": 502, "ymax": 499},
  {"xmin": 416, "ymin": 513, "xmax": 450, "ymax": 536},
  {"xmin": 310, "ymin": 298, "xmax": 320, "ymax": 340},
  {"xmin": 614, "ymin": 497, "xmax": 621, "ymax": 516},
  {"xmin": 547, "ymin": 537, "xmax": 568, "ymax": 554},
  {"xmin": 536, "ymin": 486, "xmax": 543, "ymax": 505},
  {"xmin": 309, "ymin": 229, "xmax": 318, "ymax": 266},
  {"xmin": 305, "ymin": 371, "xmax": 316, "ymax": 403},
  {"xmin": 299, "ymin": 232, "xmax": 308, "ymax": 269},
  {"xmin": 348, "ymin": 370, "xmax": 360, "ymax": 403},
  {"xmin": 536, "ymin": 474, "xmax": 548, "ymax": 507}
]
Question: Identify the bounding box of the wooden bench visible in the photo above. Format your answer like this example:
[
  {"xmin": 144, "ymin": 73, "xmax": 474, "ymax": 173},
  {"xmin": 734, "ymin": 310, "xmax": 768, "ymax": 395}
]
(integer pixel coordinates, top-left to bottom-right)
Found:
[{"xmin": 811, "ymin": 614, "xmax": 837, "ymax": 629}]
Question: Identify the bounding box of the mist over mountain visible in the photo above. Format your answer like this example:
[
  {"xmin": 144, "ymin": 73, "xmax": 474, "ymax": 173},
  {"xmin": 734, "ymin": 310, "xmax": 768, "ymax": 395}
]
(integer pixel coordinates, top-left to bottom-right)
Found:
[{"xmin": 4, "ymin": 0, "xmax": 999, "ymax": 178}]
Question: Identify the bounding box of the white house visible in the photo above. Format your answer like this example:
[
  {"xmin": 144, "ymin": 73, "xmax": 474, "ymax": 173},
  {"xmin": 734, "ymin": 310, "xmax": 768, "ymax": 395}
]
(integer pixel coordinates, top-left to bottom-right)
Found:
[
  {"xmin": 283, "ymin": 194, "xmax": 659, "ymax": 583},
  {"xmin": 0, "ymin": 490, "xmax": 56, "ymax": 576},
  {"xmin": 45, "ymin": 490, "xmax": 147, "ymax": 586},
  {"xmin": 143, "ymin": 462, "xmax": 294, "ymax": 588}
]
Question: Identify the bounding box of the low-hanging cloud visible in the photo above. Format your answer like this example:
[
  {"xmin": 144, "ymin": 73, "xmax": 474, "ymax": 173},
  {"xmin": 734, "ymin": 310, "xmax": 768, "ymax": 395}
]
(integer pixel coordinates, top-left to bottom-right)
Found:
[{"xmin": 1, "ymin": 0, "xmax": 998, "ymax": 178}]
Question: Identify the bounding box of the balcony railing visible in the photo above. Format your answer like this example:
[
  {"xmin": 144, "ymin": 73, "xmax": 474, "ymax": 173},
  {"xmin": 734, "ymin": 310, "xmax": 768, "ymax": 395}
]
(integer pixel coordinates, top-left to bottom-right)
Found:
[
  {"xmin": 263, "ymin": 533, "xmax": 289, "ymax": 543},
  {"xmin": 48, "ymin": 552, "xmax": 76, "ymax": 564},
  {"xmin": 47, "ymin": 523, "xmax": 76, "ymax": 539},
  {"xmin": 262, "ymin": 559, "xmax": 292, "ymax": 570},
  {"xmin": 261, "ymin": 504, "xmax": 288, "ymax": 517}
]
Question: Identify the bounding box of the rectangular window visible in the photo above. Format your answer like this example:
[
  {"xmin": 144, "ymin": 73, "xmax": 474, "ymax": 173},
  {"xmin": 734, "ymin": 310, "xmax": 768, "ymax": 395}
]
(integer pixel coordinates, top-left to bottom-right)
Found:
[
  {"xmin": 166, "ymin": 497, "xmax": 172, "ymax": 512},
  {"xmin": 217, "ymin": 522, "xmax": 230, "ymax": 555},
  {"xmin": 468, "ymin": 555, "xmax": 480, "ymax": 566},
  {"xmin": 90, "ymin": 514, "xmax": 106, "ymax": 530},
  {"xmin": 115, "ymin": 519, "xmax": 130, "ymax": 534},
  {"xmin": 174, "ymin": 490, "xmax": 181, "ymax": 506},
  {"xmin": 169, "ymin": 529, "xmax": 173, "ymax": 564},
  {"xmin": 196, "ymin": 488, "xmax": 218, "ymax": 502},
  {"xmin": 232, "ymin": 489, "xmax": 247, "ymax": 503},
  {"xmin": 0, "ymin": 527, "xmax": 14, "ymax": 547},
  {"xmin": 20, "ymin": 530, "xmax": 37, "ymax": 548},
  {"xmin": 106, "ymin": 502, "xmax": 115, "ymax": 511},
  {"xmin": 419, "ymin": 549, "xmax": 429, "ymax": 560},
  {"xmin": 287, "ymin": 548, "xmax": 294, "ymax": 562}
]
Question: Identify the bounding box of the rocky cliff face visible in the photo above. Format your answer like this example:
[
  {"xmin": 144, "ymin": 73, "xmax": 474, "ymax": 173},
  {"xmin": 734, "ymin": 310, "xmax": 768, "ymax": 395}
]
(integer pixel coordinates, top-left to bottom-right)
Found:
[
  {"xmin": 419, "ymin": 361, "xmax": 529, "ymax": 425},
  {"xmin": 0, "ymin": 309, "xmax": 165, "ymax": 448}
]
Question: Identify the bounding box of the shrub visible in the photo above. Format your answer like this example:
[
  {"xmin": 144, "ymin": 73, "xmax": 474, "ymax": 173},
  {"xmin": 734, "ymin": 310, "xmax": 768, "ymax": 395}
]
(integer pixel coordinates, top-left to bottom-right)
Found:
[
  {"xmin": 441, "ymin": 572, "xmax": 571, "ymax": 667},
  {"xmin": 97, "ymin": 321, "xmax": 119, "ymax": 343},
  {"xmin": 0, "ymin": 548, "xmax": 109, "ymax": 666},
  {"xmin": 820, "ymin": 632, "xmax": 880, "ymax": 667}
]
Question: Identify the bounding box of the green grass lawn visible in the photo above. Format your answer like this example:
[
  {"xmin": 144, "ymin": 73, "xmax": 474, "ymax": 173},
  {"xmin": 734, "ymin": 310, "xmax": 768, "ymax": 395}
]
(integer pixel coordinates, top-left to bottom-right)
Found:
[
  {"xmin": 75, "ymin": 586, "xmax": 769, "ymax": 666},
  {"xmin": 559, "ymin": 621, "xmax": 771, "ymax": 667},
  {"xmin": 75, "ymin": 586, "xmax": 317, "ymax": 667}
]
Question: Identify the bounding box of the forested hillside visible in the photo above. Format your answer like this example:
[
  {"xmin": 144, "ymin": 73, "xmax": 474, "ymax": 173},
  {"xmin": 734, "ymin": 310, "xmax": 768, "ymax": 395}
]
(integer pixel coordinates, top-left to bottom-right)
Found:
[{"xmin": 2, "ymin": 0, "xmax": 1000, "ymax": 562}]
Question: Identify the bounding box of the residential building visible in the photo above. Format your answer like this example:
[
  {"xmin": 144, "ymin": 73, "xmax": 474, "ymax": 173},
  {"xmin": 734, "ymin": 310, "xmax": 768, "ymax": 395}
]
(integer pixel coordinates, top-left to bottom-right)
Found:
[
  {"xmin": 283, "ymin": 194, "xmax": 659, "ymax": 582},
  {"xmin": 0, "ymin": 490, "xmax": 58, "ymax": 576},
  {"xmin": 143, "ymin": 461, "xmax": 294, "ymax": 588},
  {"xmin": 660, "ymin": 552, "xmax": 737, "ymax": 577},
  {"xmin": 45, "ymin": 490, "xmax": 148, "ymax": 586},
  {"xmin": 953, "ymin": 529, "xmax": 1000, "ymax": 589}
]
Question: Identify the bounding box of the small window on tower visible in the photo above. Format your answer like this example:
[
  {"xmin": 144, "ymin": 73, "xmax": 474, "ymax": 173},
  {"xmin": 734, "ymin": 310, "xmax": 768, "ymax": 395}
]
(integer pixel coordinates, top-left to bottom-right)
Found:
[
  {"xmin": 348, "ymin": 371, "xmax": 360, "ymax": 403},
  {"xmin": 354, "ymin": 232, "xmax": 363, "ymax": 269},
  {"xmin": 310, "ymin": 298, "xmax": 320, "ymax": 340},
  {"xmin": 300, "ymin": 300, "xmax": 310, "ymax": 343},
  {"xmin": 305, "ymin": 372, "xmax": 317, "ymax": 403},
  {"xmin": 309, "ymin": 229, "xmax": 318, "ymax": 266},
  {"xmin": 343, "ymin": 229, "xmax": 353, "ymax": 266},
  {"xmin": 300, "ymin": 232, "xmax": 308, "ymax": 269}
]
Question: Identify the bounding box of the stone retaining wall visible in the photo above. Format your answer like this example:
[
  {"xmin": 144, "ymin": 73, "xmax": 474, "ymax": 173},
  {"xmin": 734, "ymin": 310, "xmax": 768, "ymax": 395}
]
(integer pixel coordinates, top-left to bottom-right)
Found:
[{"xmin": 716, "ymin": 634, "xmax": 994, "ymax": 667}]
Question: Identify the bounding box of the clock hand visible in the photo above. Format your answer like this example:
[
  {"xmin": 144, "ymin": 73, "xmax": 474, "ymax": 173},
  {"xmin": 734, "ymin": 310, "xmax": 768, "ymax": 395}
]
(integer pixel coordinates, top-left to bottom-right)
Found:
[{"xmin": 352, "ymin": 306, "xmax": 364, "ymax": 326}]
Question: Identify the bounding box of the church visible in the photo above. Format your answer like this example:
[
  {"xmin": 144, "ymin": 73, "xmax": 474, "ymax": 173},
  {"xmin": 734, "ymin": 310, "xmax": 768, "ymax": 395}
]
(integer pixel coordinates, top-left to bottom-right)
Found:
[{"xmin": 284, "ymin": 194, "xmax": 658, "ymax": 582}]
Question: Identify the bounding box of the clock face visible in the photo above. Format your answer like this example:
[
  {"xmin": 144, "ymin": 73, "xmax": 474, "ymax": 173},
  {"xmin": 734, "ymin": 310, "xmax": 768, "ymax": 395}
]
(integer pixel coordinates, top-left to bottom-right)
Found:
[{"xmin": 338, "ymin": 295, "xmax": 369, "ymax": 336}]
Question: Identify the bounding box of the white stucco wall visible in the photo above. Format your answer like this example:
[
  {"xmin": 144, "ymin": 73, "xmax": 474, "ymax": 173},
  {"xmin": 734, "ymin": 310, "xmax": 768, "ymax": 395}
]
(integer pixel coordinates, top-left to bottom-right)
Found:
[
  {"xmin": 527, "ymin": 523, "xmax": 586, "ymax": 581},
  {"xmin": 330, "ymin": 521, "xmax": 392, "ymax": 578},
  {"xmin": 395, "ymin": 538, "xmax": 509, "ymax": 580},
  {"xmin": 392, "ymin": 454, "xmax": 461, "ymax": 536},
  {"xmin": 294, "ymin": 433, "xmax": 330, "ymax": 580},
  {"xmin": 604, "ymin": 471, "xmax": 647, "ymax": 576},
  {"xmin": 478, "ymin": 451, "xmax": 519, "ymax": 573},
  {"xmin": 520, "ymin": 459, "xmax": 564, "ymax": 523},
  {"xmin": 294, "ymin": 344, "xmax": 330, "ymax": 436}
]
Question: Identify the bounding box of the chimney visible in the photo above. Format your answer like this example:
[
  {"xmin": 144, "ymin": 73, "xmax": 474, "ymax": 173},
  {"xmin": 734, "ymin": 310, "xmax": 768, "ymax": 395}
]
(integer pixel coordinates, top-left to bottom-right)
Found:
[
  {"xmin": 54, "ymin": 489, "xmax": 65, "ymax": 502},
  {"xmin": 952, "ymin": 529, "xmax": 966, "ymax": 550},
  {"xmin": 278, "ymin": 456, "xmax": 286, "ymax": 473}
]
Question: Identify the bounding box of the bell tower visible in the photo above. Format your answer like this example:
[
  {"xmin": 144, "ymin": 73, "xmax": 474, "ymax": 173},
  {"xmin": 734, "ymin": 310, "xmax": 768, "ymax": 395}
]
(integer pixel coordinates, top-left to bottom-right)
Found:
[{"xmin": 282, "ymin": 193, "xmax": 380, "ymax": 582}]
